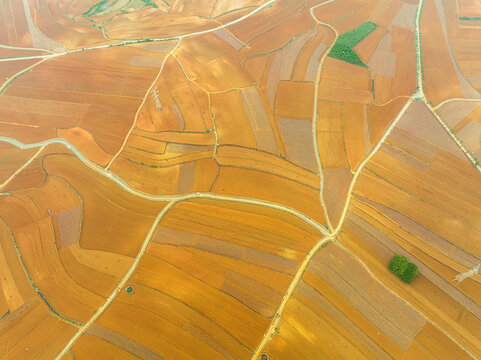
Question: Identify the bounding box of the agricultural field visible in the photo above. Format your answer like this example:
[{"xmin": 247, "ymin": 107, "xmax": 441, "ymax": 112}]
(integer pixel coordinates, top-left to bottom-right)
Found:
[{"xmin": 0, "ymin": 0, "xmax": 480, "ymax": 359}]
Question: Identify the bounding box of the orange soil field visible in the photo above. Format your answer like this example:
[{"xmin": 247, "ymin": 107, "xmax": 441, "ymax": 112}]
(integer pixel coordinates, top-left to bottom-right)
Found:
[
  {"xmin": 0, "ymin": 143, "xmax": 37, "ymax": 185},
  {"xmin": 1, "ymin": 0, "xmax": 481, "ymax": 359},
  {"xmin": 88, "ymin": 198, "xmax": 322, "ymax": 359},
  {"xmin": 457, "ymin": 0, "xmax": 481, "ymax": 20},
  {"xmin": 438, "ymin": 101, "xmax": 481, "ymax": 161},
  {"xmin": 0, "ymin": 45, "xmax": 170, "ymax": 165},
  {"xmin": 444, "ymin": 0, "xmax": 481, "ymax": 92},
  {"xmin": 0, "ymin": 0, "xmax": 34, "ymax": 47},
  {"xmin": 421, "ymin": 0, "xmax": 464, "ymax": 106},
  {"xmin": 339, "ymin": 102, "xmax": 481, "ymax": 358}
]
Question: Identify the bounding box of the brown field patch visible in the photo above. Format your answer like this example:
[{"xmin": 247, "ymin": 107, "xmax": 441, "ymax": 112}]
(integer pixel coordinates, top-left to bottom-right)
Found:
[
  {"xmin": 368, "ymin": 0, "xmax": 404, "ymax": 28},
  {"xmin": 33, "ymin": 0, "xmax": 111, "ymax": 49},
  {"xmin": 318, "ymin": 58, "xmax": 373, "ymax": 103},
  {"xmin": 333, "ymin": 0, "xmax": 380, "ymax": 35},
  {"xmin": 374, "ymin": 26, "xmax": 416, "ymax": 104},
  {"xmin": 275, "ymin": 81, "xmax": 315, "ymax": 120},
  {"xmin": 57, "ymin": 127, "xmax": 112, "ymax": 167},
  {"xmin": 368, "ymin": 97, "xmax": 407, "ymax": 144},
  {"xmin": 70, "ymin": 334, "xmax": 140, "ymax": 360},
  {"xmin": 317, "ymin": 100, "xmax": 350, "ymax": 169},
  {"xmin": 43, "ymin": 153, "xmax": 167, "ymax": 256},
  {"xmin": 211, "ymin": 166, "xmax": 326, "ymax": 224},
  {"xmin": 421, "ymin": 0, "xmax": 464, "ymax": 105},
  {"xmin": 0, "ymin": 46, "xmax": 166, "ymax": 157},
  {"xmin": 263, "ymin": 242, "xmax": 428, "ymax": 359},
  {"xmin": 313, "ymin": 0, "xmax": 366, "ymax": 24},
  {"xmin": 457, "ymin": 0, "xmax": 481, "ymax": 18},
  {"xmin": 227, "ymin": 0, "xmax": 306, "ymax": 43},
  {"xmin": 292, "ymin": 26, "xmax": 335, "ymax": 82},
  {"xmin": 104, "ymin": 10, "xmax": 216, "ymax": 41},
  {"xmin": 91, "ymin": 197, "xmax": 321, "ymax": 358},
  {"xmin": 0, "ymin": 298, "xmax": 77, "ymax": 359},
  {"xmin": 238, "ymin": 7, "xmax": 316, "ymax": 61},
  {"xmin": 352, "ymin": 26, "xmax": 389, "ymax": 64},
  {"xmin": 335, "ymin": 103, "xmax": 481, "ymax": 357},
  {"xmin": 211, "ymin": 90, "xmax": 257, "ymax": 147},
  {"xmin": 0, "ymin": 143, "xmax": 37, "ymax": 186},
  {"xmin": 216, "ymin": 145, "xmax": 319, "ymax": 188},
  {"xmin": 0, "ymin": 0, "xmax": 32, "ymax": 47}
]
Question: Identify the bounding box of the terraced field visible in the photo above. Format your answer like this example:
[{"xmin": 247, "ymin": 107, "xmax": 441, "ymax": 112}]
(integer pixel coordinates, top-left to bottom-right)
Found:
[{"xmin": 0, "ymin": 0, "xmax": 480, "ymax": 359}]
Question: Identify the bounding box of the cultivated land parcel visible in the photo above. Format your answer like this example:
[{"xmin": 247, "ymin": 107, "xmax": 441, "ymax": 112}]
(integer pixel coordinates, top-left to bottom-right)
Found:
[{"xmin": 0, "ymin": 0, "xmax": 481, "ymax": 359}]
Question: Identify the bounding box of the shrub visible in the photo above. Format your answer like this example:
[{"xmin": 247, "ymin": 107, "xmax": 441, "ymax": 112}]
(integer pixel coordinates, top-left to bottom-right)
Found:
[
  {"xmin": 388, "ymin": 254, "xmax": 409, "ymax": 276},
  {"xmin": 399, "ymin": 262, "xmax": 419, "ymax": 284},
  {"xmin": 389, "ymin": 255, "xmax": 419, "ymax": 284}
]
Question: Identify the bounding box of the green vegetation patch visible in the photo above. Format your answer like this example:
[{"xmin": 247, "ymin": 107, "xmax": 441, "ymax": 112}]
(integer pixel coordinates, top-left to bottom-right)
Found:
[
  {"xmin": 459, "ymin": 16, "xmax": 481, "ymax": 21},
  {"xmin": 141, "ymin": 0, "xmax": 159, "ymax": 8},
  {"xmin": 125, "ymin": 285, "xmax": 134, "ymax": 294},
  {"xmin": 83, "ymin": 0, "xmax": 110, "ymax": 17},
  {"xmin": 329, "ymin": 44, "xmax": 364, "ymax": 66},
  {"xmin": 328, "ymin": 22, "xmax": 378, "ymax": 66},
  {"xmin": 399, "ymin": 262, "xmax": 420, "ymax": 283},
  {"xmin": 389, "ymin": 254, "xmax": 419, "ymax": 284},
  {"xmin": 83, "ymin": 0, "xmax": 157, "ymax": 19}
]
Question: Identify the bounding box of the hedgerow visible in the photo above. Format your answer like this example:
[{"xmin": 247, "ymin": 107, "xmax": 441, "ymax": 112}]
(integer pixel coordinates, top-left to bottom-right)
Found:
[{"xmin": 459, "ymin": 16, "xmax": 481, "ymax": 21}]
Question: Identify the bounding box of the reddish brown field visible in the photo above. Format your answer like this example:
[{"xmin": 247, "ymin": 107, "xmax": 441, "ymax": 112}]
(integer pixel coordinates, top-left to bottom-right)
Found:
[
  {"xmin": 1, "ymin": 0, "xmax": 480, "ymax": 358},
  {"xmin": 444, "ymin": 0, "xmax": 481, "ymax": 93},
  {"xmin": 421, "ymin": 0, "xmax": 464, "ymax": 105}
]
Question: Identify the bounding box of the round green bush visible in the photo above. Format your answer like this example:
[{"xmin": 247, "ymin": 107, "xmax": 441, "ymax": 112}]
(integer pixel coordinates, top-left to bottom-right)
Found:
[
  {"xmin": 399, "ymin": 263, "xmax": 419, "ymax": 284},
  {"xmin": 388, "ymin": 254, "xmax": 409, "ymax": 276}
]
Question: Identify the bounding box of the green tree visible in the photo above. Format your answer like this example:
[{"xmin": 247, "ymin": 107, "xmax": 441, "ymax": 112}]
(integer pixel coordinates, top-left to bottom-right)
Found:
[
  {"xmin": 399, "ymin": 262, "xmax": 419, "ymax": 284},
  {"xmin": 388, "ymin": 254, "xmax": 409, "ymax": 276}
]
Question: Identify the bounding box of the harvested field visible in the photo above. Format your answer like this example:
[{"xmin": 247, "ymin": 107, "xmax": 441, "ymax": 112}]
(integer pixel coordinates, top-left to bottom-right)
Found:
[
  {"xmin": 0, "ymin": 46, "xmax": 169, "ymax": 164},
  {"xmin": 1, "ymin": 0, "xmax": 481, "ymax": 358},
  {"xmin": 373, "ymin": 26, "xmax": 416, "ymax": 104},
  {"xmin": 275, "ymin": 81, "xmax": 315, "ymax": 121},
  {"xmin": 89, "ymin": 197, "xmax": 322, "ymax": 359},
  {"xmin": 338, "ymin": 103, "xmax": 481, "ymax": 357},
  {"xmin": 443, "ymin": 0, "xmax": 481, "ymax": 93},
  {"xmin": 211, "ymin": 166, "xmax": 326, "ymax": 224},
  {"xmin": 318, "ymin": 58, "xmax": 373, "ymax": 103},
  {"xmin": 0, "ymin": 143, "xmax": 38, "ymax": 186},
  {"xmin": 264, "ymin": 242, "xmax": 432, "ymax": 359},
  {"xmin": 421, "ymin": 0, "xmax": 464, "ymax": 105}
]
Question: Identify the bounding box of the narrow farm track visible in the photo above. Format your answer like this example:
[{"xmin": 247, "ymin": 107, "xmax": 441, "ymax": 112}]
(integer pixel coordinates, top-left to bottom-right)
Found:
[
  {"xmin": 0, "ymin": 137, "xmax": 328, "ymax": 235},
  {"xmin": 310, "ymin": 0, "xmax": 338, "ymax": 233},
  {"xmin": 105, "ymin": 39, "xmax": 182, "ymax": 170},
  {"xmin": 0, "ymin": 145, "xmax": 45, "ymax": 190},
  {"xmin": 52, "ymin": 198, "xmax": 180, "ymax": 360},
  {"xmin": 434, "ymin": 97, "xmax": 481, "ymax": 110}
]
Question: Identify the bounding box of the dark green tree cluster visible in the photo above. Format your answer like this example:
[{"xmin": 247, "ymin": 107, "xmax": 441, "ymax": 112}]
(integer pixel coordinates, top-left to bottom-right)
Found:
[
  {"xmin": 389, "ymin": 254, "xmax": 419, "ymax": 283},
  {"xmin": 328, "ymin": 45, "xmax": 363, "ymax": 66},
  {"xmin": 328, "ymin": 22, "xmax": 378, "ymax": 66}
]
